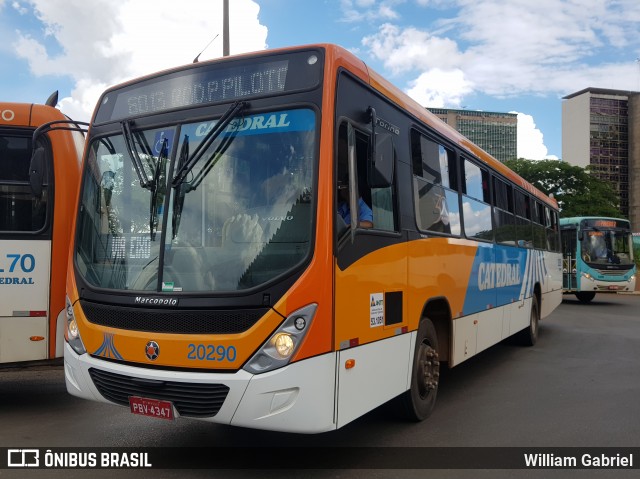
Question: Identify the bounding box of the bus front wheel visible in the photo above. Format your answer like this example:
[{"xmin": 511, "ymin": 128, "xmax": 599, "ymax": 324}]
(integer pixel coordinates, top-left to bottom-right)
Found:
[
  {"xmin": 575, "ymin": 292, "xmax": 596, "ymax": 303},
  {"xmin": 402, "ymin": 318, "xmax": 440, "ymax": 421}
]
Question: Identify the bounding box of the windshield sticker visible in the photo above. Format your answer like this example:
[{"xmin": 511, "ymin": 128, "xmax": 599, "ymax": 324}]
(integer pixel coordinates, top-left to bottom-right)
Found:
[
  {"xmin": 162, "ymin": 282, "xmax": 182, "ymax": 292},
  {"xmin": 183, "ymin": 109, "xmax": 315, "ymax": 141},
  {"xmin": 370, "ymin": 293, "xmax": 384, "ymax": 328},
  {"xmin": 152, "ymin": 129, "xmax": 175, "ymax": 156}
]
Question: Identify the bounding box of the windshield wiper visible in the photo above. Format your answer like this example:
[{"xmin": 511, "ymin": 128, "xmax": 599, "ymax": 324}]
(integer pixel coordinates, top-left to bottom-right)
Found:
[
  {"xmin": 121, "ymin": 120, "xmax": 167, "ymax": 240},
  {"xmin": 171, "ymin": 100, "xmax": 246, "ymax": 188},
  {"xmin": 171, "ymin": 136, "xmax": 189, "ymax": 239},
  {"xmin": 121, "ymin": 120, "xmax": 154, "ymax": 189},
  {"xmin": 149, "ymin": 136, "xmax": 168, "ymax": 241}
]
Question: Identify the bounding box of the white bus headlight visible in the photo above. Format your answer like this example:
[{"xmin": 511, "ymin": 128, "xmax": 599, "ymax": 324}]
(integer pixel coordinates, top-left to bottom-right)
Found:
[
  {"xmin": 244, "ymin": 304, "xmax": 317, "ymax": 374},
  {"xmin": 65, "ymin": 296, "xmax": 86, "ymax": 355}
]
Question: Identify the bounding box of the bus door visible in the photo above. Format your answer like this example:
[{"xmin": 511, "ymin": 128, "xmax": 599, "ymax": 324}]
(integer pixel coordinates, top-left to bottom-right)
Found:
[
  {"xmin": 561, "ymin": 227, "xmax": 577, "ymax": 290},
  {"xmin": 332, "ymin": 86, "xmax": 406, "ymax": 427},
  {"xmin": 0, "ymin": 130, "xmax": 52, "ymax": 363}
]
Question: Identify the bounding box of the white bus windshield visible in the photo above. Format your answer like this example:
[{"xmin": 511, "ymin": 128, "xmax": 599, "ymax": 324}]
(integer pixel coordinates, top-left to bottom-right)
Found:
[{"xmin": 75, "ymin": 108, "xmax": 316, "ymax": 292}]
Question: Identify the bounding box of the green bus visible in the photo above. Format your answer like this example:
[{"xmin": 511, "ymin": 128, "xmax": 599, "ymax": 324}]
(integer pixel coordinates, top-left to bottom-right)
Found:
[{"xmin": 560, "ymin": 217, "xmax": 636, "ymax": 303}]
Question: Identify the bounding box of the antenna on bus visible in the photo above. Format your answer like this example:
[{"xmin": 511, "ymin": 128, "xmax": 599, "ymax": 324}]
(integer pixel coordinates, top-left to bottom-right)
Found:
[
  {"xmin": 45, "ymin": 90, "xmax": 59, "ymax": 107},
  {"xmin": 193, "ymin": 34, "xmax": 219, "ymax": 63}
]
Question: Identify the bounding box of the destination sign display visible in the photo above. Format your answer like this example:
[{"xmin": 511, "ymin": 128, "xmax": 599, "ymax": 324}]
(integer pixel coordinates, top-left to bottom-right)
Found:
[
  {"xmin": 583, "ymin": 218, "xmax": 629, "ymax": 229},
  {"xmin": 94, "ymin": 50, "xmax": 323, "ymax": 123}
]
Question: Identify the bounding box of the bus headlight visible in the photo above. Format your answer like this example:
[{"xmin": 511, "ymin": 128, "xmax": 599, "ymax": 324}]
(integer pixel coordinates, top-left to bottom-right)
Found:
[
  {"xmin": 243, "ymin": 304, "xmax": 317, "ymax": 374},
  {"xmin": 273, "ymin": 333, "xmax": 295, "ymax": 358},
  {"xmin": 65, "ymin": 296, "xmax": 86, "ymax": 355},
  {"xmin": 581, "ymin": 272, "xmax": 594, "ymax": 281}
]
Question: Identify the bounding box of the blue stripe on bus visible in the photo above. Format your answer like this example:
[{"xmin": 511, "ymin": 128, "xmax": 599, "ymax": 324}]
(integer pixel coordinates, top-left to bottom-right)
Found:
[{"xmin": 463, "ymin": 245, "xmax": 548, "ymax": 316}]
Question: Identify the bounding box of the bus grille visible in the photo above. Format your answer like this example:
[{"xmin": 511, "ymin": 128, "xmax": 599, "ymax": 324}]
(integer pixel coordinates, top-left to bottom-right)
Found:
[
  {"xmin": 80, "ymin": 300, "xmax": 267, "ymax": 334},
  {"xmin": 595, "ymin": 269, "xmax": 626, "ymax": 277},
  {"xmin": 88, "ymin": 368, "xmax": 229, "ymax": 418}
]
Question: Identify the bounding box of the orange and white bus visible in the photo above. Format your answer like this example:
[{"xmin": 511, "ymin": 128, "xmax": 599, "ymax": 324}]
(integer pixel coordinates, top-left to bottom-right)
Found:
[
  {"xmin": 1, "ymin": 94, "xmax": 85, "ymax": 365},
  {"xmin": 63, "ymin": 44, "xmax": 562, "ymax": 432}
]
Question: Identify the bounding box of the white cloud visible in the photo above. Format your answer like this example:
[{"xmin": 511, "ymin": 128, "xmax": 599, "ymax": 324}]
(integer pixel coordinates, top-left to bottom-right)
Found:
[
  {"xmin": 12, "ymin": 0, "xmax": 267, "ymax": 121},
  {"xmin": 406, "ymin": 68, "xmax": 473, "ymax": 108},
  {"xmin": 362, "ymin": 1, "xmax": 640, "ymax": 98},
  {"xmin": 362, "ymin": 23, "xmax": 463, "ymax": 75},
  {"xmin": 340, "ymin": 0, "xmax": 401, "ymax": 23},
  {"xmin": 513, "ymin": 112, "xmax": 558, "ymax": 161},
  {"xmin": 358, "ymin": 0, "xmax": 640, "ymax": 160},
  {"xmin": 11, "ymin": 1, "xmax": 28, "ymax": 14}
]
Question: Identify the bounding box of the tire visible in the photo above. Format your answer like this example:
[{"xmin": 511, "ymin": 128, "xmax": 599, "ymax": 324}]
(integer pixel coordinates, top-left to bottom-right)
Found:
[
  {"xmin": 517, "ymin": 294, "xmax": 540, "ymax": 346},
  {"xmin": 402, "ymin": 318, "xmax": 440, "ymax": 421},
  {"xmin": 575, "ymin": 291, "xmax": 596, "ymax": 304}
]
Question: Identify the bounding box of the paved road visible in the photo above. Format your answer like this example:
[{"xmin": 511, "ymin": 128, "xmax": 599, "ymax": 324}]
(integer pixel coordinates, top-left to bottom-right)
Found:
[{"xmin": 1, "ymin": 293, "xmax": 639, "ymax": 478}]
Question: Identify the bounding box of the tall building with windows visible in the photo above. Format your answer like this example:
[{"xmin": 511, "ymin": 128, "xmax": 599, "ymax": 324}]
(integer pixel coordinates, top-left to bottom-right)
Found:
[
  {"xmin": 562, "ymin": 88, "xmax": 640, "ymax": 227},
  {"xmin": 427, "ymin": 108, "xmax": 518, "ymax": 163}
]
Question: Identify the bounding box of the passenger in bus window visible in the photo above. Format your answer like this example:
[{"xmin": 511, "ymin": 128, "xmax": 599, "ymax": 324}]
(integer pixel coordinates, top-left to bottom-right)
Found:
[{"xmin": 337, "ymin": 179, "xmax": 373, "ymax": 229}]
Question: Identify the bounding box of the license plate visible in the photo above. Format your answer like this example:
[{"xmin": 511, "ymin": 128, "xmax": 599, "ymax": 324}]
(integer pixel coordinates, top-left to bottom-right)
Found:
[
  {"xmin": 129, "ymin": 396, "xmax": 175, "ymax": 421},
  {"xmin": 608, "ymin": 285, "xmax": 620, "ymax": 290}
]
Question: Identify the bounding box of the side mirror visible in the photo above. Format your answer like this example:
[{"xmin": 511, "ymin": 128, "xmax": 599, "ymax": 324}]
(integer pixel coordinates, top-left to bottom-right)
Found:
[
  {"xmin": 577, "ymin": 230, "xmax": 583, "ymax": 242},
  {"xmin": 368, "ymin": 133, "xmax": 394, "ymax": 188},
  {"xmin": 29, "ymin": 147, "xmax": 46, "ymax": 198}
]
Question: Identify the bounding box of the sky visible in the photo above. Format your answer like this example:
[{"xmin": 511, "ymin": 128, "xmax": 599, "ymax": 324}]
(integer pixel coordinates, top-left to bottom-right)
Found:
[{"xmin": 1, "ymin": 0, "xmax": 639, "ymax": 160}]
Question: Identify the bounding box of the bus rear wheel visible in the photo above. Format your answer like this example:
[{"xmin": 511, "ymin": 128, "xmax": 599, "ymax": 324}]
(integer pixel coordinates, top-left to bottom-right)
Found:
[
  {"xmin": 575, "ymin": 292, "xmax": 596, "ymax": 303},
  {"xmin": 402, "ymin": 318, "xmax": 440, "ymax": 421},
  {"xmin": 517, "ymin": 294, "xmax": 540, "ymax": 346}
]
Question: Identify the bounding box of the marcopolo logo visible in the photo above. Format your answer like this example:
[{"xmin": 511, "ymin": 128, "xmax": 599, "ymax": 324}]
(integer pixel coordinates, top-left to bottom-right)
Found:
[{"xmin": 134, "ymin": 296, "xmax": 178, "ymax": 306}]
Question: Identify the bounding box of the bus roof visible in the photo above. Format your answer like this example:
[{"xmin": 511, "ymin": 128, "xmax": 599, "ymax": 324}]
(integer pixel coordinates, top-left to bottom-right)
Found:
[
  {"xmin": 93, "ymin": 43, "xmax": 558, "ymax": 210},
  {"xmin": 0, "ymin": 101, "xmax": 69, "ymax": 128}
]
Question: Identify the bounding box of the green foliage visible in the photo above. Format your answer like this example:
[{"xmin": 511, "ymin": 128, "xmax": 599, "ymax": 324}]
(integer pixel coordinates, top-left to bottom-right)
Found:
[{"xmin": 503, "ymin": 158, "xmax": 623, "ymax": 218}]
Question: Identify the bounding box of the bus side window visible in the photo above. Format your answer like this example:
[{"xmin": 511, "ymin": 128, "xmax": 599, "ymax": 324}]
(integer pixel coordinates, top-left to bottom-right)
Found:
[
  {"xmin": 493, "ymin": 177, "xmax": 516, "ymax": 245},
  {"xmin": 411, "ymin": 130, "xmax": 460, "ymax": 235},
  {"xmin": 336, "ymin": 123, "xmax": 375, "ymax": 233},
  {"xmin": 0, "ymin": 134, "xmax": 49, "ymax": 233},
  {"xmin": 460, "ymin": 157, "xmax": 492, "ymax": 240},
  {"xmin": 369, "ymin": 132, "xmax": 396, "ymax": 232}
]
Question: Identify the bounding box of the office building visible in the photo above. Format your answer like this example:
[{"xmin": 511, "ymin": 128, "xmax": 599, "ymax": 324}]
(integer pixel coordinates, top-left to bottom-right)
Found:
[
  {"xmin": 427, "ymin": 108, "xmax": 518, "ymax": 163},
  {"xmin": 562, "ymin": 88, "xmax": 640, "ymax": 227}
]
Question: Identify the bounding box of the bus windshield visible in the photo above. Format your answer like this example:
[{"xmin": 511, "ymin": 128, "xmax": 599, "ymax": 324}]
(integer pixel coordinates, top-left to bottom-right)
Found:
[
  {"xmin": 75, "ymin": 108, "xmax": 316, "ymax": 293},
  {"xmin": 581, "ymin": 228, "xmax": 634, "ymax": 266}
]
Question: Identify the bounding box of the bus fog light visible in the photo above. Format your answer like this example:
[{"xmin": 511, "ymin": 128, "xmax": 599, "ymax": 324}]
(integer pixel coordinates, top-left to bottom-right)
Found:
[{"xmin": 273, "ymin": 333, "xmax": 294, "ymax": 358}]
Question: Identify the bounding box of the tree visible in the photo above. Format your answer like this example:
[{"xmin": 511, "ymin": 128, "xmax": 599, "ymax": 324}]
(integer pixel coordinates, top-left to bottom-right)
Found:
[{"xmin": 503, "ymin": 158, "xmax": 623, "ymax": 218}]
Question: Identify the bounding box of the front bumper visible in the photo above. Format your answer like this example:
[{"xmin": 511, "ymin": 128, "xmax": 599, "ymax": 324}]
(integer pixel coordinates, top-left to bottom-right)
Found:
[{"xmin": 64, "ymin": 342, "xmax": 337, "ymax": 433}]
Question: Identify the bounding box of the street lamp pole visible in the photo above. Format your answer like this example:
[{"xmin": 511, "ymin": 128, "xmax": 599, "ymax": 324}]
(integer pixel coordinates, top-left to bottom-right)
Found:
[{"xmin": 223, "ymin": 0, "xmax": 230, "ymax": 57}]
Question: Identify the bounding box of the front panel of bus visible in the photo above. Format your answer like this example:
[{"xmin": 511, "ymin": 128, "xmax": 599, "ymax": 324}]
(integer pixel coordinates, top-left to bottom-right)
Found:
[
  {"xmin": 561, "ymin": 218, "xmax": 636, "ymax": 293},
  {"xmin": 64, "ymin": 48, "xmax": 341, "ymax": 432}
]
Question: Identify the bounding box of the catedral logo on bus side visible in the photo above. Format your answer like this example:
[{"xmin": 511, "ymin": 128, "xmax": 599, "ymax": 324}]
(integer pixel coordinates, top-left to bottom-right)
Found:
[{"xmin": 477, "ymin": 262, "xmax": 521, "ymax": 291}]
